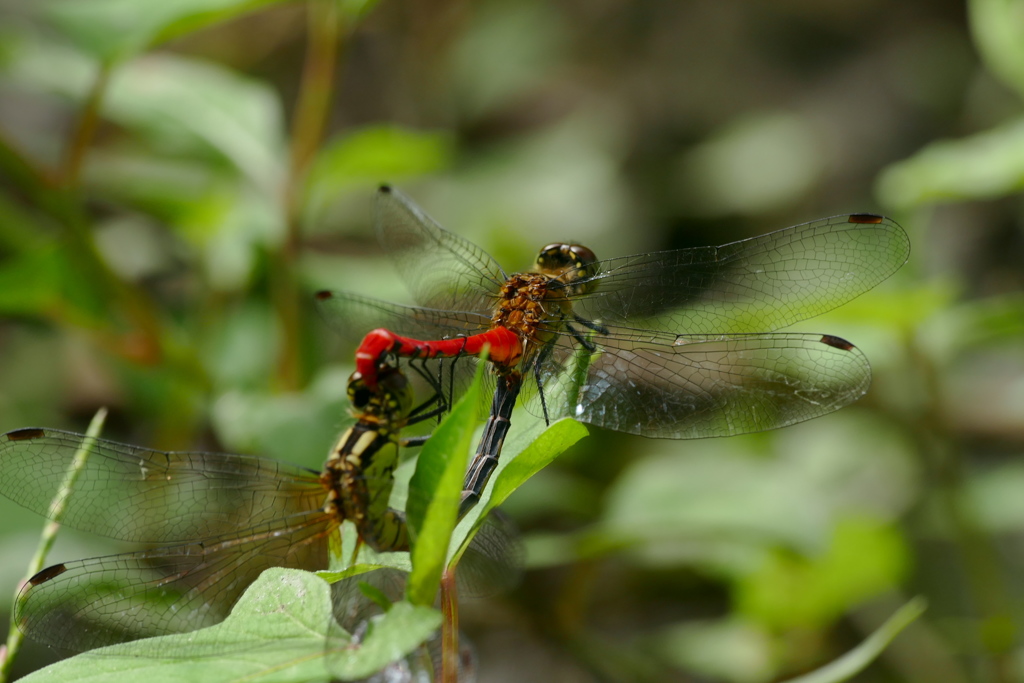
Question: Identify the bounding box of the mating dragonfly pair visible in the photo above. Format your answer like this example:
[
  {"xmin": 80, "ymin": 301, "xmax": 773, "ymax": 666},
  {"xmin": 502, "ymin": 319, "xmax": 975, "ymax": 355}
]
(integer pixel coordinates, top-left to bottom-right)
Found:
[{"xmin": 0, "ymin": 186, "xmax": 909, "ymax": 654}]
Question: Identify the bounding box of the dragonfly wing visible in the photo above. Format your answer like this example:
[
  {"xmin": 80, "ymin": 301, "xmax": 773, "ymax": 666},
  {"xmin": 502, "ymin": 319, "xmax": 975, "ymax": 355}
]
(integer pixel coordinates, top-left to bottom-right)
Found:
[
  {"xmin": 567, "ymin": 214, "xmax": 909, "ymax": 334},
  {"xmin": 0, "ymin": 429, "xmax": 325, "ymax": 543},
  {"xmin": 455, "ymin": 510, "xmax": 524, "ymax": 600},
  {"xmin": 16, "ymin": 511, "xmax": 333, "ymax": 652},
  {"xmin": 331, "ymin": 566, "xmax": 408, "ymax": 632},
  {"xmin": 374, "ymin": 186, "xmax": 506, "ymax": 313},
  {"xmin": 314, "ymin": 291, "xmax": 493, "ymax": 348},
  {"xmin": 533, "ymin": 330, "xmax": 871, "ymax": 438}
]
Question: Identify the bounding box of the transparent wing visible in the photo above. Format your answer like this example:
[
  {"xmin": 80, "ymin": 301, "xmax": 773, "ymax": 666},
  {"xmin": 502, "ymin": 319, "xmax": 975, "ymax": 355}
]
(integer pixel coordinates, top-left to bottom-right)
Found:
[
  {"xmin": 16, "ymin": 511, "xmax": 333, "ymax": 652},
  {"xmin": 374, "ymin": 186, "xmax": 506, "ymax": 313},
  {"xmin": 314, "ymin": 290, "xmax": 492, "ymax": 349},
  {"xmin": 563, "ymin": 214, "xmax": 909, "ymax": 334},
  {"xmin": 0, "ymin": 429, "xmax": 325, "ymax": 543},
  {"xmin": 330, "ymin": 566, "xmax": 409, "ymax": 633},
  {"xmin": 455, "ymin": 509, "xmax": 524, "ymax": 600},
  {"xmin": 533, "ymin": 329, "xmax": 871, "ymax": 438}
]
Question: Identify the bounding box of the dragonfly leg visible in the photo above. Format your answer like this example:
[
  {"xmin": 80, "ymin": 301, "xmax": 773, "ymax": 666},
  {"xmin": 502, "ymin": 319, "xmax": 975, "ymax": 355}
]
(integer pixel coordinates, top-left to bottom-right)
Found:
[
  {"xmin": 564, "ymin": 322, "xmax": 598, "ymax": 353},
  {"xmin": 531, "ymin": 340, "xmax": 562, "ymax": 425},
  {"xmin": 407, "ymin": 380, "xmax": 445, "ymax": 421},
  {"xmin": 445, "ymin": 356, "xmax": 461, "ymax": 417},
  {"xmin": 458, "ymin": 372, "xmax": 523, "ymax": 520},
  {"xmin": 404, "ymin": 357, "xmax": 450, "ymax": 430},
  {"xmin": 572, "ymin": 313, "xmax": 609, "ymax": 336},
  {"xmin": 408, "ymin": 402, "xmax": 445, "ymax": 423}
]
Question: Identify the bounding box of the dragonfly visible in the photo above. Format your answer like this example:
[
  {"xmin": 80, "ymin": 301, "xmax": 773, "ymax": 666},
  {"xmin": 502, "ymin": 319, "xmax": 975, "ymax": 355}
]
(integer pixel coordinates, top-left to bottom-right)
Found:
[
  {"xmin": 315, "ymin": 185, "xmax": 911, "ymax": 516},
  {"xmin": 0, "ymin": 360, "xmax": 502, "ymax": 654}
]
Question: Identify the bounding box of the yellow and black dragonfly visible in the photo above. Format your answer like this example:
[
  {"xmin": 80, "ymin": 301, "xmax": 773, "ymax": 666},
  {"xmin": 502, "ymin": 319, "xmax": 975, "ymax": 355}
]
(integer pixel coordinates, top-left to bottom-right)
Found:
[{"xmin": 0, "ymin": 361, "xmax": 472, "ymax": 654}]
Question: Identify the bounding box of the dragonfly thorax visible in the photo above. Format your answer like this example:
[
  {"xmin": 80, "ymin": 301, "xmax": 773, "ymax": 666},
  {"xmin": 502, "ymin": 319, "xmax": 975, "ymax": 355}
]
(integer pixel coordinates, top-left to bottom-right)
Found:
[
  {"xmin": 490, "ymin": 272, "xmax": 568, "ymax": 361},
  {"xmin": 489, "ymin": 244, "xmax": 599, "ymax": 357}
]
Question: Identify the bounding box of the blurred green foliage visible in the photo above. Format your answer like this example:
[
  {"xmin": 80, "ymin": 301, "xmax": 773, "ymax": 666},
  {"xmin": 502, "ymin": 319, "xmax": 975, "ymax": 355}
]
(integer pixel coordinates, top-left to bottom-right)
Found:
[{"xmin": 0, "ymin": 0, "xmax": 1022, "ymax": 681}]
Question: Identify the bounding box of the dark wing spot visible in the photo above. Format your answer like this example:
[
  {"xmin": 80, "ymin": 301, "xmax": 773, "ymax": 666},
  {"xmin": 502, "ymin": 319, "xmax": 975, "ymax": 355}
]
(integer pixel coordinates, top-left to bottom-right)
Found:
[
  {"xmin": 379, "ymin": 184, "xmax": 393, "ymax": 194},
  {"xmin": 28, "ymin": 563, "xmax": 68, "ymax": 586},
  {"xmin": 314, "ymin": 290, "xmax": 332, "ymax": 301},
  {"xmin": 820, "ymin": 334, "xmax": 855, "ymax": 351},
  {"xmin": 6, "ymin": 428, "xmax": 46, "ymax": 442},
  {"xmin": 848, "ymin": 213, "xmax": 884, "ymax": 225}
]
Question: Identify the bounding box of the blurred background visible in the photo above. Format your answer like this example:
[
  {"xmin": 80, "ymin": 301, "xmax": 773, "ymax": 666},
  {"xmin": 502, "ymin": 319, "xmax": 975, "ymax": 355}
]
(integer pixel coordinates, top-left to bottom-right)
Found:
[{"xmin": 1, "ymin": 0, "xmax": 1023, "ymax": 681}]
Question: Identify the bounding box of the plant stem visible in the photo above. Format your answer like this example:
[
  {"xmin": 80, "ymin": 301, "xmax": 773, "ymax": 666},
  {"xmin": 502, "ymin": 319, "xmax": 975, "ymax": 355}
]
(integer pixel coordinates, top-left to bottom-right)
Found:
[
  {"xmin": 440, "ymin": 568, "xmax": 460, "ymax": 683},
  {"xmin": 59, "ymin": 61, "xmax": 112, "ymax": 189},
  {"xmin": 274, "ymin": 0, "xmax": 343, "ymax": 390},
  {"xmin": 0, "ymin": 409, "xmax": 108, "ymax": 683},
  {"xmin": 289, "ymin": 0, "xmax": 342, "ymax": 183}
]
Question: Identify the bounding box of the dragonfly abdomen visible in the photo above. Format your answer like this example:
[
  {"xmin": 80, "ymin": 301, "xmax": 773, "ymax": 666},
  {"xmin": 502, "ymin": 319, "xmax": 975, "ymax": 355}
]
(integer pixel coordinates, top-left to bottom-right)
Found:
[
  {"xmin": 459, "ymin": 372, "xmax": 524, "ymax": 519},
  {"xmin": 324, "ymin": 422, "xmax": 408, "ymax": 552},
  {"xmin": 355, "ymin": 327, "xmax": 522, "ymax": 389}
]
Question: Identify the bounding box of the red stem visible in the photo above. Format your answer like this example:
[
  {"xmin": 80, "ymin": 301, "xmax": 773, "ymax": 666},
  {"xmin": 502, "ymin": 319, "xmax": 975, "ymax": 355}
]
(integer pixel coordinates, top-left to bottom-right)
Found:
[{"xmin": 440, "ymin": 568, "xmax": 459, "ymax": 683}]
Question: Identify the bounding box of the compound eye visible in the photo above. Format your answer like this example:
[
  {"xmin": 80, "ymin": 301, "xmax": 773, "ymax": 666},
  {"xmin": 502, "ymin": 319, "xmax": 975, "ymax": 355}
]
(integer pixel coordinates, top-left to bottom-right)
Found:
[
  {"xmin": 569, "ymin": 244, "xmax": 597, "ymax": 267},
  {"xmin": 536, "ymin": 243, "xmax": 574, "ymax": 270},
  {"xmin": 379, "ymin": 370, "xmax": 409, "ymax": 394},
  {"xmin": 350, "ymin": 386, "xmax": 371, "ymax": 408},
  {"xmin": 347, "ymin": 372, "xmax": 370, "ymax": 407}
]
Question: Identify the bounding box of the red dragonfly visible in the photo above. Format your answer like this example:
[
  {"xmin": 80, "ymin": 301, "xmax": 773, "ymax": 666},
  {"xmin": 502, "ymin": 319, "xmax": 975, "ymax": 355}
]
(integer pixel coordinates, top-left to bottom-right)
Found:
[{"xmin": 316, "ymin": 186, "xmax": 910, "ymax": 512}]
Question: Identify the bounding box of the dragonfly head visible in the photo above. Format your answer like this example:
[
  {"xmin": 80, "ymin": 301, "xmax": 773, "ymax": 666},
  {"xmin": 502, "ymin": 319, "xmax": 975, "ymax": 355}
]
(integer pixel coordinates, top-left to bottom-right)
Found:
[
  {"xmin": 347, "ymin": 366, "xmax": 414, "ymax": 420},
  {"xmin": 535, "ymin": 243, "xmax": 599, "ymax": 295}
]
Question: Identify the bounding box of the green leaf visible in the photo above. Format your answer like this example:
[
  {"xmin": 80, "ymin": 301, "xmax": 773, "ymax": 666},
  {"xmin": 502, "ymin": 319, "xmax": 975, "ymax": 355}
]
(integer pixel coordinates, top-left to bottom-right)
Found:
[
  {"xmin": 0, "ymin": 193, "xmax": 50, "ymax": 252},
  {"xmin": 918, "ymin": 294, "xmax": 1024, "ymax": 361},
  {"xmin": 599, "ymin": 414, "xmax": 915, "ymax": 574},
  {"xmin": 404, "ymin": 365, "xmax": 484, "ymax": 606},
  {"xmin": 45, "ymin": 0, "xmax": 293, "ymax": 63},
  {"xmin": 0, "ymin": 245, "xmax": 108, "ymax": 324},
  {"xmin": 103, "ymin": 54, "xmax": 286, "ymax": 194},
  {"xmin": 449, "ymin": 417, "xmax": 587, "ymax": 567},
  {"xmin": 969, "ymin": 0, "xmax": 1024, "ymax": 100},
  {"xmin": 875, "ymin": 116, "xmax": 1024, "ymax": 209},
  {"xmin": 20, "ymin": 568, "xmax": 442, "ymax": 683},
  {"xmin": 736, "ymin": 519, "xmax": 910, "ymax": 630},
  {"xmin": 482, "ymin": 418, "xmax": 588, "ymax": 516},
  {"xmin": 307, "ymin": 125, "xmax": 453, "ymax": 185},
  {"xmin": 650, "ymin": 617, "xmax": 774, "ymax": 683},
  {"xmin": 318, "ymin": 562, "xmax": 405, "ymax": 585},
  {"xmin": 779, "ymin": 598, "xmax": 927, "ymax": 683},
  {"xmin": 0, "ymin": 247, "xmax": 67, "ymax": 316},
  {"xmin": 82, "ymin": 152, "xmax": 226, "ymax": 220},
  {"xmin": 966, "ymin": 462, "xmax": 1024, "ymax": 533},
  {"xmin": 336, "ymin": 0, "xmax": 382, "ymax": 19},
  {"xmin": 4, "ymin": 38, "xmax": 284, "ymax": 193},
  {"xmin": 673, "ymin": 111, "xmax": 823, "ymax": 217}
]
